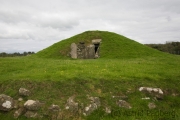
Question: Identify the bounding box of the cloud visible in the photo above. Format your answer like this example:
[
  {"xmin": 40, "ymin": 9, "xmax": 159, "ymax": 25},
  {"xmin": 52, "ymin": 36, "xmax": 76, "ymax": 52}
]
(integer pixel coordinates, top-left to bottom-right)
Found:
[
  {"xmin": 33, "ymin": 12, "xmax": 79, "ymax": 30},
  {"xmin": 0, "ymin": 0, "xmax": 180, "ymax": 52}
]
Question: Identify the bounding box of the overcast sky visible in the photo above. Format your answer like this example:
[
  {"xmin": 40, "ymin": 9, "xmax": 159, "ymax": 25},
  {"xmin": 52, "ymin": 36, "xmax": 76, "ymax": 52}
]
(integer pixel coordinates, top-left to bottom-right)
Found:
[{"xmin": 0, "ymin": 0, "xmax": 180, "ymax": 53}]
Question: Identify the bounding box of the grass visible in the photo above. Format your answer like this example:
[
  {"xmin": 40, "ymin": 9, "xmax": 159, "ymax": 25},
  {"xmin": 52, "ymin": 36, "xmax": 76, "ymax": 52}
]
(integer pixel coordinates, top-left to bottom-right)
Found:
[
  {"xmin": 0, "ymin": 55, "xmax": 180, "ymax": 82},
  {"xmin": 0, "ymin": 57, "xmax": 177, "ymax": 80},
  {"xmin": 0, "ymin": 56, "xmax": 180, "ymax": 119},
  {"xmin": 0, "ymin": 31, "xmax": 180, "ymax": 119}
]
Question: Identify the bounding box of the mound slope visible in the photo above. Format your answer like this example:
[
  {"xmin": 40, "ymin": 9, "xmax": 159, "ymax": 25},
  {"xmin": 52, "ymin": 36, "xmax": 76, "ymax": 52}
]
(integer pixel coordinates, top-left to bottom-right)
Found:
[{"xmin": 36, "ymin": 31, "xmax": 164, "ymax": 59}]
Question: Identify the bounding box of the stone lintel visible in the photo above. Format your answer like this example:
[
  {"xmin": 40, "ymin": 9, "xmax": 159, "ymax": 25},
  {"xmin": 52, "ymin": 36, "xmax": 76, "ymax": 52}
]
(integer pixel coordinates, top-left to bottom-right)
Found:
[{"xmin": 92, "ymin": 39, "xmax": 102, "ymax": 44}]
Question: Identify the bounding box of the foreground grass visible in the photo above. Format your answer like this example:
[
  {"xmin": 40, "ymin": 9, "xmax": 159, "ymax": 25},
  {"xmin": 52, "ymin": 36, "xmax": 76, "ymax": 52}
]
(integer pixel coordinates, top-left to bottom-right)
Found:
[{"xmin": 0, "ymin": 55, "xmax": 180, "ymax": 119}]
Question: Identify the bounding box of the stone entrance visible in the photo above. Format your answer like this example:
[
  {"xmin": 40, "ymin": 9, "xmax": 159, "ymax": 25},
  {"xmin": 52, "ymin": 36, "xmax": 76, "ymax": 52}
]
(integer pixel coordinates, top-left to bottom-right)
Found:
[{"xmin": 70, "ymin": 39, "xmax": 101, "ymax": 59}]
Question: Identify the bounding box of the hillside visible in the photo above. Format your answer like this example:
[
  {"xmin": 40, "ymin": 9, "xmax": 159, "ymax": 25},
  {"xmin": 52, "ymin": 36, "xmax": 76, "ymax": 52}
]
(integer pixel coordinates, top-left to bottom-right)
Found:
[{"xmin": 36, "ymin": 31, "xmax": 165, "ymax": 59}]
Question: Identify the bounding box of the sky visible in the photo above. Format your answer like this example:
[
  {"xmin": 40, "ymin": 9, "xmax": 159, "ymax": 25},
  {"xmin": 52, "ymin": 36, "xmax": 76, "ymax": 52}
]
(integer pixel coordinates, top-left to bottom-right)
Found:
[{"xmin": 0, "ymin": 0, "xmax": 180, "ymax": 53}]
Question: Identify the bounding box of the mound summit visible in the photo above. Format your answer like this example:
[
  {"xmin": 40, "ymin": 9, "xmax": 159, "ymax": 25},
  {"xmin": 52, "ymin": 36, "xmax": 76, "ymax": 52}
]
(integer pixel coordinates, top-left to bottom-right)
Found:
[{"xmin": 36, "ymin": 31, "xmax": 164, "ymax": 59}]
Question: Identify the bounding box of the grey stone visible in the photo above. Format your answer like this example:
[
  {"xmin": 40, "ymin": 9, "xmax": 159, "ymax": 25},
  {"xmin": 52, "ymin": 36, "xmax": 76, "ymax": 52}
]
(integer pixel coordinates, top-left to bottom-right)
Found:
[
  {"xmin": 14, "ymin": 107, "xmax": 26, "ymax": 118},
  {"xmin": 83, "ymin": 96, "xmax": 101, "ymax": 116},
  {"xmin": 139, "ymin": 87, "xmax": 164, "ymax": 100},
  {"xmin": 65, "ymin": 96, "xmax": 78, "ymax": 112},
  {"xmin": 13, "ymin": 100, "xmax": 18, "ymax": 109},
  {"xmin": 70, "ymin": 43, "xmax": 77, "ymax": 59},
  {"xmin": 139, "ymin": 87, "xmax": 163, "ymax": 95},
  {"xmin": 48, "ymin": 104, "xmax": 60, "ymax": 112},
  {"xmin": 48, "ymin": 104, "xmax": 60, "ymax": 120},
  {"xmin": 18, "ymin": 98, "xmax": 23, "ymax": 102},
  {"xmin": 24, "ymin": 100, "xmax": 41, "ymax": 111},
  {"xmin": 77, "ymin": 42, "xmax": 86, "ymax": 59},
  {"xmin": 0, "ymin": 94, "xmax": 14, "ymax": 111},
  {"xmin": 95, "ymin": 53, "xmax": 99, "ymax": 58},
  {"xmin": 92, "ymin": 39, "xmax": 102, "ymax": 44},
  {"xmin": 148, "ymin": 102, "xmax": 156, "ymax": 109},
  {"xmin": 105, "ymin": 107, "xmax": 111, "ymax": 114},
  {"xmin": 89, "ymin": 97, "xmax": 101, "ymax": 107},
  {"xmin": 155, "ymin": 94, "xmax": 164, "ymax": 100},
  {"xmin": 116, "ymin": 100, "xmax": 132, "ymax": 109},
  {"xmin": 24, "ymin": 111, "xmax": 38, "ymax": 118},
  {"xmin": 84, "ymin": 103, "xmax": 97, "ymax": 116},
  {"xmin": 85, "ymin": 45, "xmax": 95, "ymax": 59},
  {"xmin": 19, "ymin": 88, "xmax": 31, "ymax": 96}
]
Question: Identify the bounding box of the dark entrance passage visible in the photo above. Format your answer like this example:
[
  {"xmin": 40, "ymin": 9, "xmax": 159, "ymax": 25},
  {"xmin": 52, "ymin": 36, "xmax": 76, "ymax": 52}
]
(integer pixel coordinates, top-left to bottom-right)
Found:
[{"xmin": 94, "ymin": 43, "xmax": 100, "ymax": 53}]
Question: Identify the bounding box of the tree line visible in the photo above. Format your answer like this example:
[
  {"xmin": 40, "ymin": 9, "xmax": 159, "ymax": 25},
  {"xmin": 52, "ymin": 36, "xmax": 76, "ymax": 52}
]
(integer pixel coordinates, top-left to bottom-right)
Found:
[
  {"xmin": 145, "ymin": 41, "xmax": 180, "ymax": 55},
  {"xmin": 0, "ymin": 51, "xmax": 35, "ymax": 57}
]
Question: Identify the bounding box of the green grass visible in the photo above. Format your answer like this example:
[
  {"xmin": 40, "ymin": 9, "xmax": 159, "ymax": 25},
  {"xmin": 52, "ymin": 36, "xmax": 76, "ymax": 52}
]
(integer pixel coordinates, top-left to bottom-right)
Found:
[
  {"xmin": 0, "ymin": 56, "xmax": 180, "ymax": 82},
  {"xmin": 0, "ymin": 31, "xmax": 180, "ymax": 119}
]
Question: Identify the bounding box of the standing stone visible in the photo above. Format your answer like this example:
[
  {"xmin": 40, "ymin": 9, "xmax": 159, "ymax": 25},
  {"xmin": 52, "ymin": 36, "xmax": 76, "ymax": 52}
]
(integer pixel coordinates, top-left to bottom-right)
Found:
[
  {"xmin": 77, "ymin": 42, "xmax": 86, "ymax": 59},
  {"xmin": 86, "ymin": 45, "xmax": 95, "ymax": 59},
  {"xmin": 70, "ymin": 43, "xmax": 77, "ymax": 59},
  {"xmin": 0, "ymin": 94, "xmax": 14, "ymax": 111}
]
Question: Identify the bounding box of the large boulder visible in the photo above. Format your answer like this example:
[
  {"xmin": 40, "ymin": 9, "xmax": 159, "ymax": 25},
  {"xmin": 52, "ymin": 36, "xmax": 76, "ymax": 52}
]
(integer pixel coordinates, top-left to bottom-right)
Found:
[
  {"xmin": 24, "ymin": 100, "xmax": 41, "ymax": 111},
  {"xmin": 139, "ymin": 87, "xmax": 163, "ymax": 94},
  {"xmin": 85, "ymin": 45, "xmax": 95, "ymax": 59},
  {"xmin": 139, "ymin": 87, "xmax": 164, "ymax": 100},
  {"xmin": 0, "ymin": 94, "xmax": 14, "ymax": 111}
]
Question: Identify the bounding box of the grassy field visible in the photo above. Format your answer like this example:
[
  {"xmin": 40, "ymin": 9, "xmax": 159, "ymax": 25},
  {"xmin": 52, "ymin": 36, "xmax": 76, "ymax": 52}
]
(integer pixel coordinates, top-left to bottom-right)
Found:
[{"xmin": 0, "ymin": 31, "xmax": 180, "ymax": 119}]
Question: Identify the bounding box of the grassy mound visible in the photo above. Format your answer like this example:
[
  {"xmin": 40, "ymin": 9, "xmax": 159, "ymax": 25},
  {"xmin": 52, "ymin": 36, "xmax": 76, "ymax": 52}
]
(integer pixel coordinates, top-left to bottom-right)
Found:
[{"xmin": 35, "ymin": 31, "xmax": 165, "ymax": 59}]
